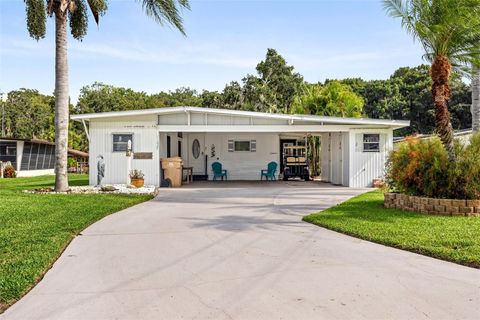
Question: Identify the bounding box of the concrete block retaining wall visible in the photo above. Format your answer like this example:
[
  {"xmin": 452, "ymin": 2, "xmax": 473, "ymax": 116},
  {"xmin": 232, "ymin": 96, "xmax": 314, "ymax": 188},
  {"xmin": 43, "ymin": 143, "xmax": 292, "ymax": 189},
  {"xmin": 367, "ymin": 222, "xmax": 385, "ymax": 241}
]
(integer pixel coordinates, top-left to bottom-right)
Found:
[{"xmin": 384, "ymin": 193, "xmax": 480, "ymax": 217}]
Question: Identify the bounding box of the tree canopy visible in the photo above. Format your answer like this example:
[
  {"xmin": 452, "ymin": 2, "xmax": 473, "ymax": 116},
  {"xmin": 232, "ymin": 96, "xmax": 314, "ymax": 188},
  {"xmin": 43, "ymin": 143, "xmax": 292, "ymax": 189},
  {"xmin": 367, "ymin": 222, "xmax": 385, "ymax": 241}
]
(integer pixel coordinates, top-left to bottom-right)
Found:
[
  {"xmin": 2, "ymin": 50, "xmax": 473, "ymax": 151},
  {"xmin": 292, "ymin": 81, "xmax": 364, "ymax": 118}
]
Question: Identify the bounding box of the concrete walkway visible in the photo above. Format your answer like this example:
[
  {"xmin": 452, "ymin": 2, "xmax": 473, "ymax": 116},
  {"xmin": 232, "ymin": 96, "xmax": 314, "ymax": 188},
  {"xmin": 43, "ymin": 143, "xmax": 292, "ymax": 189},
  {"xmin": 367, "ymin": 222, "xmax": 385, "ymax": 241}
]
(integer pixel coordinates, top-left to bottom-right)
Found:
[{"xmin": 2, "ymin": 182, "xmax": 479, "ymax": 319}]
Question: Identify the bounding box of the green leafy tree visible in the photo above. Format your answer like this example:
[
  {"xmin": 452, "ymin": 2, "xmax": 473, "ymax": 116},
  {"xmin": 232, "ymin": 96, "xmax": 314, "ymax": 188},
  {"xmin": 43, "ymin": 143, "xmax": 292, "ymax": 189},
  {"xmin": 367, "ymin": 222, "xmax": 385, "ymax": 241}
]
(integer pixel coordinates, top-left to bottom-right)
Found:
[
  {"xmin": 383, "ymin": 0, "xmax": 480, "ymax": 158},
  {"xmin": 155, "ymin": 87, "xmax": 201, "ymax": 107},
  {"xmin": 199, "ymin": 90, "xmax": 224, "ymax": 109},
  {"xmin": 292, "ymin": 81, "xmax": 364, "ymax": 117},
  {"xmin": 76, "ymin": 83, "xmax": 156, "ymax": 114},
  {"xmin": 343, "ymin": 66, "xmax": 472, "ymax": 136},
  {"xmin": 24, "ymin": 0, "xmax": 189, "ymax": 191},
  {"xmin": 3, "ymin": 89, "xmax": 53, "ymax": 139},
  {"xmin": 253, "ymin": 49, "xmax": 304, "ymax": 113}
]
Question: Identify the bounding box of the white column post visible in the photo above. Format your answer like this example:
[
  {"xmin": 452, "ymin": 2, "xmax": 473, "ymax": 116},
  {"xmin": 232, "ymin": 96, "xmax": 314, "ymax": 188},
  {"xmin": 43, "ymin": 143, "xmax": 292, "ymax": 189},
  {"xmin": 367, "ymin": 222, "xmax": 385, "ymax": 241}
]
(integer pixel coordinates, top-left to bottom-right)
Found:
[{"xmin": 126, "ymin": 139, "xmax": 132, "ymax": 185}]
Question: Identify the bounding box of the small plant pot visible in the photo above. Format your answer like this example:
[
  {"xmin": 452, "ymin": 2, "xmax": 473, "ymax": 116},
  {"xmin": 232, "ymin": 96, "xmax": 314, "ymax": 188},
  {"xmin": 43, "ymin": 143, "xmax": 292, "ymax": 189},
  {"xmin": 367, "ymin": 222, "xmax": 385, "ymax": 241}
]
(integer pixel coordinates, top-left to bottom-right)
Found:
[{"xmin": 131, "ymin": 178, "xmax": 145, "ymax": 188}]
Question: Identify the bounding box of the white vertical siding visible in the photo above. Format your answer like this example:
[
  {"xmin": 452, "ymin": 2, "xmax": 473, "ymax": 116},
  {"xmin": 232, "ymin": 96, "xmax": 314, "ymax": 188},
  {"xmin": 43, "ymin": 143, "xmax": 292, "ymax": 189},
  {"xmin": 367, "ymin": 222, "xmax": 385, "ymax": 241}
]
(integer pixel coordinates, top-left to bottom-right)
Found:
[
  {"xmin": 195, "ymin": 133, "xmax": 280, "ymax": 180},
  {"xmin": 320, "ymin": 133, "xmax": 331, "ymax": 182},
  {"xmin": 348, "ymin": 129, "xmax": 393, "ymax": 188},
  {"xmin": 329, "ymin": 133, "xmax": 342, "ymax": 185},
  {"xmin": 342, "ymin": 132, "xmax": 350, "ymax": 186},
  {"xmin": 89, "ymin": 117, "xmax": 159, "ymax": 186}
]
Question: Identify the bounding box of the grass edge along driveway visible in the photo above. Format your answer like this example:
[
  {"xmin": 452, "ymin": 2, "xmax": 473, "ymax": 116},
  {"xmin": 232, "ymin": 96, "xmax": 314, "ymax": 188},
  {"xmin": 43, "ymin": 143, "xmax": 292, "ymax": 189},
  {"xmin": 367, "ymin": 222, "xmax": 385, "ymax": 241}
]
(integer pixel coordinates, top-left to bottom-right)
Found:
[
  {"xmin": 0, "ymin": 175, "xmax": 152, "ymax": 313},
  {"xmin": 303, "ymin": 190, "xmax": 480, "ymax": 269}
]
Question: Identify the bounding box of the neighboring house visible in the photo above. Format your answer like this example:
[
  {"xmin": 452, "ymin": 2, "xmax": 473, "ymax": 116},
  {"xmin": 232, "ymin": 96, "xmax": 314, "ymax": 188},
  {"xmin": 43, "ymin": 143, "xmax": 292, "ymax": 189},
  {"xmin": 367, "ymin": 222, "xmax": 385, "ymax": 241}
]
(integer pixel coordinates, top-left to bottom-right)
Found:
[
  {"xmin": 393, "ymin": 128, "xmax": 473, "ymax": 148},
  {"xmin": 72, "ymin": 106, "xmax": 409, "ymax": 187},
  {"xmin": 0, "ymin": 137, "xmax": 89, "ymax": 177}
]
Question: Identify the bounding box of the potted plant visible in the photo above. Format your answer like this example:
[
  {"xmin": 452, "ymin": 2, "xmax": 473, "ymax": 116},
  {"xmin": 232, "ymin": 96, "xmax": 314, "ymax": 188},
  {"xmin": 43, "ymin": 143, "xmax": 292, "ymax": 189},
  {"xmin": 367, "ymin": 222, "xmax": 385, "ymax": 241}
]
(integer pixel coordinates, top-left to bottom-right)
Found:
[{"xmin": 129, "ymin": 169, "xmax": 145, "ymax": 188}]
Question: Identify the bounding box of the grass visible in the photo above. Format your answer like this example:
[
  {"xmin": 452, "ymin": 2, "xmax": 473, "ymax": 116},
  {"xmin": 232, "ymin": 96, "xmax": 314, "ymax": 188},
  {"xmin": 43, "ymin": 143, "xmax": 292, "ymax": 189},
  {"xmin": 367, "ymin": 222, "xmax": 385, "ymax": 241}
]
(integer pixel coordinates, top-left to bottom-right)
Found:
[
  {"xmin": 0, "ymin": 175, "xmax": 152, "ymax": 312},
  {"xmin": 303, "ymin": 190, "xmax": 480, "ymax": 269}
]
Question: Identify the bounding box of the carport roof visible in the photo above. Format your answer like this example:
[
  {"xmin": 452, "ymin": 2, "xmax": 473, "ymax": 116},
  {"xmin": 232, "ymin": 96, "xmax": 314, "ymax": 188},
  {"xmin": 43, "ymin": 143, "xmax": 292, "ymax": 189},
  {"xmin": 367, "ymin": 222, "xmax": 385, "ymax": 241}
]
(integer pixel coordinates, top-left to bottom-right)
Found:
[{"xmin": 72, "ymin": 106, "xmax": 410, "ymax": 129}]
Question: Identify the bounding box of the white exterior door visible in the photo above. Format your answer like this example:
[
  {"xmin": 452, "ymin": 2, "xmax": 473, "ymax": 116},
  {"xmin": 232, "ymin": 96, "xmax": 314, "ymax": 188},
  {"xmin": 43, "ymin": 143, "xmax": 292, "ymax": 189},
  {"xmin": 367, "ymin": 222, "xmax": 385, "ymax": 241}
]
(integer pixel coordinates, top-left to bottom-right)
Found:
[{"xmin": 188, "ymin": 134, "xmax": 206, "ymax": 175}]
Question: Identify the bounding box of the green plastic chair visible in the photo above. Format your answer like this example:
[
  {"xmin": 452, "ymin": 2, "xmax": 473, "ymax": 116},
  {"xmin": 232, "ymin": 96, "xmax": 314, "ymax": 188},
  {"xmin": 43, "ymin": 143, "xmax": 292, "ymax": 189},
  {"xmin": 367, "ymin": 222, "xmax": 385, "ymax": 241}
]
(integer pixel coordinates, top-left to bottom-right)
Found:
[
  {"xmin": 212, "ymin": 162, "xmax": 228, "ymax": 180},
  {"xmin": 261, "ymin": 161, "xmax": 278, "ymax": 181}
]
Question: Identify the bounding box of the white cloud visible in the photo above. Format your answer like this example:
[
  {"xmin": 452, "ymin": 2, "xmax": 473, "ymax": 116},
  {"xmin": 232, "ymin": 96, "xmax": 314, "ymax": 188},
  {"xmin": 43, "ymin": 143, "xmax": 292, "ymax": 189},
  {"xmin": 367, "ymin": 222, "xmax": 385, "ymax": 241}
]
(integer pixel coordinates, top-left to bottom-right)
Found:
[{"xmin": 69, "ymin": 40, "xmax": 259, "ymax": 68}]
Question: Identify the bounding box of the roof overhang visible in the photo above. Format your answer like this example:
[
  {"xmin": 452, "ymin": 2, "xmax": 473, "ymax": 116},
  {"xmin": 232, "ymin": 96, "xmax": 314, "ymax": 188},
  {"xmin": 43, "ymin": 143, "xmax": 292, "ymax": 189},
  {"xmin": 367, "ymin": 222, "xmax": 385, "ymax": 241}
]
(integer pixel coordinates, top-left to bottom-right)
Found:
[{"xmin": 71, "ymin": 106, "xmax": 410, "ymax": 130}]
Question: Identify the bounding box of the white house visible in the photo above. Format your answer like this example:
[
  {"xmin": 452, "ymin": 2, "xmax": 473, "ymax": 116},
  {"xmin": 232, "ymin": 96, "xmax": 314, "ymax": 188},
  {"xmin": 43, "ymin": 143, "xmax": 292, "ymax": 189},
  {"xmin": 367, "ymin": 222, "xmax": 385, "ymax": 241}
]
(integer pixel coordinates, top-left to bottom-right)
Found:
[{"xmin": 72, "ymin": 106, "xmax": 409, "ymax": 187}]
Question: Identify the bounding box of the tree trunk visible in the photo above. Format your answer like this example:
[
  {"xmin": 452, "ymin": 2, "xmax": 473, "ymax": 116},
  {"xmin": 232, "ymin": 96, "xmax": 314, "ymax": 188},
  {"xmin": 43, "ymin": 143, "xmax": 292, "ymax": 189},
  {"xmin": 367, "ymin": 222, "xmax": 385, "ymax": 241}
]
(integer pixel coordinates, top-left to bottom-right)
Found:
[
  {"xmin": 54, "ymin": 10, "xmax": 69, "ymax": 191},
  {"xmin": 472, "ymin": 66, "xmax": 480, "ymax": 132},
  {"xmin": 431, "ymin": 55, "xmax": 455, "ymax": 159}
]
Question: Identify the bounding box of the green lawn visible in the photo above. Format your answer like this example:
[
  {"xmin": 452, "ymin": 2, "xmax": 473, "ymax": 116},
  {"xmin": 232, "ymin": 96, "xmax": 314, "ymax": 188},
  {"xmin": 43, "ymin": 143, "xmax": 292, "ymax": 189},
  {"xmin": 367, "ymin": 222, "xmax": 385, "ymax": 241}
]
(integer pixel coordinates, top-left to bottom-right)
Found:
[
  {"xmin": 0, "ymin": 175, "xmax": 152, "ymax": 312},
  {"xmin": 303, "ymin": 190, "xmax": 480, "ymax": 269}
]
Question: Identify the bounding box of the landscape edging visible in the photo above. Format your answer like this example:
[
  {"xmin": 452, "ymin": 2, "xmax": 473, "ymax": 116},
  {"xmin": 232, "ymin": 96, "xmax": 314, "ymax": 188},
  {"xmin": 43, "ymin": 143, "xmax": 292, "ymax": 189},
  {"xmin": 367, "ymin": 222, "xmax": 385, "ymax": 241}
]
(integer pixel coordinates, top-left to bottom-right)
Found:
[{"xmin": 384, "ymin": 193, "xmax": 480, "ymax": 217}]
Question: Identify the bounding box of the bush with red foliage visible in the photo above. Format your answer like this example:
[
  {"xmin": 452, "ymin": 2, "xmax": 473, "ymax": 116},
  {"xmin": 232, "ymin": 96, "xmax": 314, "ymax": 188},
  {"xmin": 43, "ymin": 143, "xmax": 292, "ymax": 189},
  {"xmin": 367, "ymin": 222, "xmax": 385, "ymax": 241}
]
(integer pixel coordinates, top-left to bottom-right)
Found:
[
  {"xmin": 386, "ymin": 133, "xmax": 480, "ymax": 200},
  {"xmin": 2, "ymin": 164, "xmax": 17, "ymax": 178}
]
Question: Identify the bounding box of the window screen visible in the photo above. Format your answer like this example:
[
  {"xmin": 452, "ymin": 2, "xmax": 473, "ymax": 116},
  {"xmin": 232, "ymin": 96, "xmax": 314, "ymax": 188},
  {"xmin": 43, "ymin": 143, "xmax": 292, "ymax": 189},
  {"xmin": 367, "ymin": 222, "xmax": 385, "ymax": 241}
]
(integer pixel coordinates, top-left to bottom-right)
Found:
[
  {"xmin": 20, "ymin": 142, "xmax": 56, "ymax": 170},
  {"xmin": 229, "ymin": 140, "xmax": 256, "ymax": 152},
  {"xmin": 234, "ymin": 141, "xmax": 250, "ymax": 151},
  {"xmin": 363, "ymin": 134, "xmax": 380, "ymax": 152},
  {"xmin": 113, "ymin": 134, "xmax": 133, "ymax": 152},
  {"xmin": 0, "ymin": 142, "xmax": 17, "ymax": 168}
]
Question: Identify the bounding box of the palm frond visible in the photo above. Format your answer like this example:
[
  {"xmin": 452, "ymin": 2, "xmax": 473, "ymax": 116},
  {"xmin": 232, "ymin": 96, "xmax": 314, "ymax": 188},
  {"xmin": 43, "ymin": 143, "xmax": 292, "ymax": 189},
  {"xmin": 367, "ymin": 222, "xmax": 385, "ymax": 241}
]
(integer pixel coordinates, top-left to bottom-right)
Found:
[
  {"xmin": 25, "ymin": 0, "xmax": 46, "ymax": 40},
  {"xmin": 384, "ymin": 0, "xmax": 480, "ymax": 69},
  {"xmin": 86, "ymin": 0, "xmax": 108, "ymax": 25},
  {"xmin": 139, "ymin": 0, "xmax": 190, "ymax": 35},
  {"xmin": 69, "ymin": 0, "xmax": 88, "ymax": 40}
]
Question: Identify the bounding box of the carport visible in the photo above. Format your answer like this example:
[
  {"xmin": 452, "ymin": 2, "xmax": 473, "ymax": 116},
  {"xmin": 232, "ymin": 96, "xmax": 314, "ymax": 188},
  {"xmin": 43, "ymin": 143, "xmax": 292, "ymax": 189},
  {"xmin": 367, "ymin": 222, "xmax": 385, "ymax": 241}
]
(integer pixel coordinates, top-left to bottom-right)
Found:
[{"xmin": 72, "ymin": 106, "xmax": 409, "ymax": 187}]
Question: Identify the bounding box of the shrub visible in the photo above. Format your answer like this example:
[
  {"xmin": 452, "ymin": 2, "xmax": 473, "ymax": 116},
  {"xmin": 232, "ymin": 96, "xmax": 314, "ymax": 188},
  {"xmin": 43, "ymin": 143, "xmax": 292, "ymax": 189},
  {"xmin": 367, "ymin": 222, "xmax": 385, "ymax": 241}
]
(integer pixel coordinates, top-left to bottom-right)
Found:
[
  {"xmin": 67, "ymin": 157, "xmax": 78, "ymax": 168},
  {"xmin": 386, "ymin": 133, "xmax": 480, "ymax": 200},
  {"xmin": 386, "ymin": 136, "xmax": 449, "ymax": 197},
  {"xmin": 129, "ymin": 169, "xmax": 144, "ymax": 179},
  {"xmin": 2, "ymin": 164, "xmax": 17, "ymax": 178},
  {"xmin": 448, "ymin": 133, "xmax": 480, "ymax": 199}
]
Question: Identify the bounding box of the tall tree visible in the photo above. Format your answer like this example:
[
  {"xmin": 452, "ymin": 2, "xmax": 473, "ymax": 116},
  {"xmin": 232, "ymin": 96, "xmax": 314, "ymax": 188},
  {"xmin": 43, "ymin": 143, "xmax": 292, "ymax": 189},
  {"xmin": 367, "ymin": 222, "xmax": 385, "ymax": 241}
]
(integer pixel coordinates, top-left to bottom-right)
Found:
[
  {"xmin": 253, "ymin": 49, "xmax": 304, "ymax": 113},
  {"xmin": 24, "ymin": 0, "xmax": 189, "ymax": 191},
  {"xmin": 383, "ymin": 0, "xmax": 480, "ymax": 158},
  {"xmin": 292, "ymin": 81, "xmax": 364, "ymax": 117}
]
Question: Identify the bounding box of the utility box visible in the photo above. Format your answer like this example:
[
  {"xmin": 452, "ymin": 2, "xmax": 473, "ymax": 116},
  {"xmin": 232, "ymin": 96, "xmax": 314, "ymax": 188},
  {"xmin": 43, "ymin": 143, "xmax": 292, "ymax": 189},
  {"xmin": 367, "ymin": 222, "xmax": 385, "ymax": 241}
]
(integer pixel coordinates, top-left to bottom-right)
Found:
[{"xmin": 161, "ymin": 157, "xmax": 183, "ymax": 187}]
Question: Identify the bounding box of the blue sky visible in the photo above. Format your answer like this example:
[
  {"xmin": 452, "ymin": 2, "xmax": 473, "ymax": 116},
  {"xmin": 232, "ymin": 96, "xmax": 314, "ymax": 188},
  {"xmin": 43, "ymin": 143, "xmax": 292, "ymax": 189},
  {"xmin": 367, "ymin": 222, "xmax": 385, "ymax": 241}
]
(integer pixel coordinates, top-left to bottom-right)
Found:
[{"xmin": 0, "ymin": 0, "xmax": 425, "ymax": 103}]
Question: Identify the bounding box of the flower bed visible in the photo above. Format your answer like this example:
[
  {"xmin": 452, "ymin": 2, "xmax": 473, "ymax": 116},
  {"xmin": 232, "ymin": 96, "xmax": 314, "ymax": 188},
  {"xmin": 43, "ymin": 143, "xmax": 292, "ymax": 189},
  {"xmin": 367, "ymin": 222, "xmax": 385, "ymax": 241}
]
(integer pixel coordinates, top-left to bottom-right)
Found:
[
  {"xmin": 384, "ymin": 193, "xmax": 480, "ymax": 217},
  {"xmin": 24, "ymin": 184, "xmax": 159, "ymax": 195}
]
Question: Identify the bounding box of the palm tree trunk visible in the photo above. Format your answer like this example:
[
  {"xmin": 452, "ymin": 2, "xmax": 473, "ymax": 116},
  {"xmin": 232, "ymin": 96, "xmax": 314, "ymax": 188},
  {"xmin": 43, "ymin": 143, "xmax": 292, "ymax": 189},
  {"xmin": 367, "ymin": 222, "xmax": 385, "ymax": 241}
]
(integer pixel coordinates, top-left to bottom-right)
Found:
[
  {"xmin": 54, "ymin": 10, "xmax": 69, "ymax": 191},
  {"xmin": 431, "ymin": 55, "xmax": 455, "ymax": 159},
  {"xmin": 472, "ymin": 66, "xmax": 480, "ymax": 132}
]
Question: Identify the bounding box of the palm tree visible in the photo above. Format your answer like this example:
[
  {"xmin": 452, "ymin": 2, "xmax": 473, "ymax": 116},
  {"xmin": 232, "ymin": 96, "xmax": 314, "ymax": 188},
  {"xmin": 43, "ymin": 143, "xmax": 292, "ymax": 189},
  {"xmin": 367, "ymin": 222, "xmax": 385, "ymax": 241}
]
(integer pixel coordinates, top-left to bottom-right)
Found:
[
  {"xmin": 24, "ymin": 0, "xmax": 189, "ymax": 191},
  {"xmin": 383, "ymin": 0, "xmax": 480, "ymax": 158}
]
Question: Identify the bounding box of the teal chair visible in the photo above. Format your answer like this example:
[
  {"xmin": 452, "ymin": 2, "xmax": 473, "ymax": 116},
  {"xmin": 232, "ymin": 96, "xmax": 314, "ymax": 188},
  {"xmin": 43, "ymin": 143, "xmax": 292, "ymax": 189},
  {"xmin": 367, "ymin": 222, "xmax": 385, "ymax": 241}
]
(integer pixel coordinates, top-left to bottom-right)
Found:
[
  {"xmin": 261, "ymin": 161, "xmax": 278, "ymax": 181},
  {"xmin": 212, "ymin": 162, "xmax": 228, "ymax": 180}
]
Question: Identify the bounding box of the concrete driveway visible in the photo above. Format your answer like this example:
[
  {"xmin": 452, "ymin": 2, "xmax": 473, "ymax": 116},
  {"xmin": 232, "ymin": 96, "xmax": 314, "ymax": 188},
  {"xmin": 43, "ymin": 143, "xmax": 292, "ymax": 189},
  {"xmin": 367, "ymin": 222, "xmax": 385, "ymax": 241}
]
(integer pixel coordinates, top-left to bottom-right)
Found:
[{"xmin": 2, "ymin": 182, "xmax": 479, "ymax": 319}]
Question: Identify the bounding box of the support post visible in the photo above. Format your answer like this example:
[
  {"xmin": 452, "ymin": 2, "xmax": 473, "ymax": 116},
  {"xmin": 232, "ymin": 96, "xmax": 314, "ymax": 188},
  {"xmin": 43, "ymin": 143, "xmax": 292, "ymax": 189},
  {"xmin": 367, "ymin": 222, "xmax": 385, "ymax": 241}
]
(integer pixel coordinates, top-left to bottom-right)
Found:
[
  {"xmin": 126, "ymin": 139, "xmax": 132, "ymax": 185},
  {"xmin": 81, "ymin": 119, "xmax": 90, "ymax": 142}
]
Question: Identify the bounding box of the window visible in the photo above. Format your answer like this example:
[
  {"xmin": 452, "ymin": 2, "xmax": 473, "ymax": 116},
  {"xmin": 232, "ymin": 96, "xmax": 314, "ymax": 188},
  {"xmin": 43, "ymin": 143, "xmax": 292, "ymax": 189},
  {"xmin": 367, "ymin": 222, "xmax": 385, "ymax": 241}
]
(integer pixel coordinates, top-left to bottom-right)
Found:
[
  {"xmin": 363, "ymin": 134, "xmax": 380, "ymax": 152},
  {"xmin": 178, "ymin": 140, "xmax": 182, "ymax": 158},
  {"xmin": 113, "ymin": 134, "xmax": 133, "ymax": 152},
  {"xmin": 235, "ymin": 141, "xmax": 251, "ymax": 151},
  {"xmin": 192, "ymin": 139, "xmax": 200, "ymax": 159},
  {"xmin": 0, "ymin": 142, "xmax": 17, "ymax": 168},
  {"xmin": 19, "ymin": 142, "xmax": 55, "ymax": 170},
  {"xmin": 228, "ymin": 140, "xmax": 256, "ymax": 152}
]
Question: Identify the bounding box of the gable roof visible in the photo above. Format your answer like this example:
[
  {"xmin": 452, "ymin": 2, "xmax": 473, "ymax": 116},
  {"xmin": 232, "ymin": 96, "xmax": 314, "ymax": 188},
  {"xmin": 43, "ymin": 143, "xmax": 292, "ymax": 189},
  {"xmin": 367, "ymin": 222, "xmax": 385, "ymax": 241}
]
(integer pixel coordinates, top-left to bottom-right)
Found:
[{"xmin": 71, "ymin": 106, "xmax": 410, "ymax": 129}]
